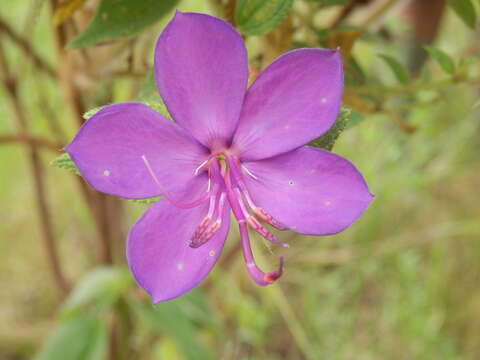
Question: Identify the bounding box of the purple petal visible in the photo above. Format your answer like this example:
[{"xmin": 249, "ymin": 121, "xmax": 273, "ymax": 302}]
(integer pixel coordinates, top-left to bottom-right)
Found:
[
  {"xmin": 66, "ymin": 102, "xmax": 208, "ymax": 199},
  {"xmin": 232, "ymin": 49, "xmax": 343, "ymax": 161},
  {"xmin": 155, "ymin": 11, "xmax": 248, "ymax": 149},
  {"xmin": 242, "ymin": 146, "xmax": 373, "ymax": 235},
  {"xmin": 127, "ymin": 192, "xmax": 230, "ymax": 302}
]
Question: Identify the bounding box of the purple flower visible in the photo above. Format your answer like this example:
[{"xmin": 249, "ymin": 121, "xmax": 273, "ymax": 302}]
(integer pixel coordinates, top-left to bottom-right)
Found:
[{"xmin": 66, "ymin": 11, "xmax": 373, "ymax": 302}]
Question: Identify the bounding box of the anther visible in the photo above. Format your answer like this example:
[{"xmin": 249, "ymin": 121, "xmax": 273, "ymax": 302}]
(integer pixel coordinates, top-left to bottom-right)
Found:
[
  {"xmin": 190, "ymin": 192, "xmax": 226, "ymax": 248},
  {"xmin": 247, "ymin": 216, "xmax": 289, "ymax": 248},
  {"xmin": 253, "ymin": 207, "xmax": 287, "ymax": 230},
  {"xmin": 191, "ymin": 220, "xmax": 220, "ymax": 248},
  {"xmin": 263, "ymin": 257, "xmax": 284, "ymax": 284}
]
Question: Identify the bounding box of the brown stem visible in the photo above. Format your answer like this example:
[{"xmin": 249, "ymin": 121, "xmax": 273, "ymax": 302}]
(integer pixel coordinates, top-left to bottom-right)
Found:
[
  {"xmin": 330, "ymin": 0, "xmax": 372, "ymax": 28},
  {"xmin": 0, "ymin": 15, "xmax": 56, "ymax": 78},
  {"xmin": 0, "ymin": 38, "xmax": 69, "ymax": 296},
  {"xmin": 49, "ymin": 0, "xmax": 117, "ymax": 266},
  {"xmin": 0, "ymin": 134, "xmax": 63, "ymax": 152}
]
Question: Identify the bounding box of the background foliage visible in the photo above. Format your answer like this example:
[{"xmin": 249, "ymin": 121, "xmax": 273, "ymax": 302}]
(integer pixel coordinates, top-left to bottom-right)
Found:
[{"xmin": 1, "ymin": 0, "xmax": 479, "ymax": 359}]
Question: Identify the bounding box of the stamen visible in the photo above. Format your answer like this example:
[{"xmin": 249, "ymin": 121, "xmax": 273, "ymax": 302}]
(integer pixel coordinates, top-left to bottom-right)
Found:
[
  {"xmin": 190, "ymin": 192, "xmax": 225, "ymax": 248},
  {"xmin": 239, "ymin": 221, "xmax": 284, "ymax": 286},
  {"xmin": 226, "ymin": 154, "xmax": 287, "ymax": 231},
  {"xmin": 234, "ymin": 189, "xmax": 289, "ymax": 248},
  {"xmin": 241, "ymin": 164, "xmax": 258, "ymax": 180},
  {"xmin": 190, "ymin": 193, "xmax": 217, "ymax": 246},
  {"xmin": 141, "ymin": 155, "xmax": 209, "ymax": 209},
  {"xmin": 194, "ymin": 158, "xmax": 210, "ymax": 175}
]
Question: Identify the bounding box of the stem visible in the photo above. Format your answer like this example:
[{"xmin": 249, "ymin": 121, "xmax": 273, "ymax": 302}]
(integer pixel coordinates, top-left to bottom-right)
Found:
[
  {"xmin": 48, "ymin": 0, "xmax": 117, "ymax": 266},
  {"xmin": 0, "ymin": 15, "xmax": 56, "ymax": 78},
  {"xmin": 361, "ymin": 0, "xmax": 404, "ymax": 28},
  {"xmin": 0, "ymin": 134, "xmax": 63, "ymax": 152},
  {"xmin": 0, "ymin": 38, "xmax": 69, "ymax": 296},
  {"xmin": 330, "ymin": 0, "xmax": 365, "ymax": 28},
  {"xmin": 256, "ymin": 250, "xmax": 317, "ymax": 360}
]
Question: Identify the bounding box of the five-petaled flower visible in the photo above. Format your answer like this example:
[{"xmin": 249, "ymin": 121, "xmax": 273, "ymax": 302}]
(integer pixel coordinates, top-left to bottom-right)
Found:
[{"xmin": 66, "ymin": 11, "xmax": 373, "ymax": 303}]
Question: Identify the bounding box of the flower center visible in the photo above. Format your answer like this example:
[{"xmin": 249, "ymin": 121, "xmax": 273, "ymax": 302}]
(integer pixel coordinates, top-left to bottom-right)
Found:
[{"xmin": 142, "ymin": 151, "xmax": 287, "ymax": 286}]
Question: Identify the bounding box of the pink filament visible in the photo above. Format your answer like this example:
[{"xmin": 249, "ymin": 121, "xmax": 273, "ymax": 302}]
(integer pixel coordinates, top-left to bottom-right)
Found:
[
  {"xmin": 221, "ymin": 159, "xmax": 284, "ymax": 285},
  {"xmin": 141, "ymin": 155, "xmax": 209, "ymax": 209}
]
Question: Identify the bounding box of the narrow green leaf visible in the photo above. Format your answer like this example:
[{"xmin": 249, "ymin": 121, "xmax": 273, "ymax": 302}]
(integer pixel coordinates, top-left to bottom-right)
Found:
[
  {"xmin": 424, "ymin": 46, "xmax": 456, "ymax": 75},
  {"xmin": 34, "ymin": 316, "xmax": 107, "ymax": 360},
  {"xmin": 378, "ymin": 54, "xmax": 409, "ymax": 85},
  {"xmin": 309, "ymin": 106, "xmax": 352, "ymax": 150},
  {"xmin": 51, "ymin": 153, "xmax": 80, "ymax": 175},
  {"xmin": 133, "ymin": 301, "xmax": 214, "ymax": 360},
  {"xmin": 303, "ymin": 0, "xmax": 348, "ymax": 4},
  {"xmin": 318, "ymin": 0, "xmax": 349, "ymax": 5},
  {"xmin": 447, "ymin": 0, "xmax": 477, "ymax": 29},
  {"xmin": 62, "ymin": 267, "xmax": 133, "ymax": 318},
  {"xmin": 235, "ymin": 0, "xmax": 293, "ymax": 36},
  {"xmin": 68, "ymin": 0, "xmax": 178, "ymax": 48}
]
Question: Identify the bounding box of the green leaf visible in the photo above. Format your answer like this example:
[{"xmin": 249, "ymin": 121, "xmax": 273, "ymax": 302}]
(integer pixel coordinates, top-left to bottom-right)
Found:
[
  {"xmin": 378, "ymin": 54, "xmax": 409, "ymax": 85},
  {"xmin": 51, "ymin": 151, "xmax": 161, "ymax": 204},
  {"xmin": 303, "ymin": 0, "xmax": 348, "ymax": 4},
  {"xmin": 131, "ymin": 299, "xmax": 214, "ymax": 360},
  {"xmin": 34, "ymin": 316, "xmax": 107, "ymax": 360},
  {"xmin": 51, "ymin": 153, "xmax": 80, "ymax": 175},
  {"xmin": 447, "ymin": 0, "xmax": 477, "ymax": 29},
  {"xmin": 235, "ymin": 0, "xmax": 293, "ymax": 36},
  {"xmin": 137, "ymin": 71, "xmax": 172, "ymax": 120},
  {"xmin": 317, "ymin": 0, "xmax": 349, "ymax": 5},
  {"xmin": 309, "ymin": 106, "xmax": 352, "ymax": 150},
  {"xmin": 68, "ymin": 0, "xmax": 178, "ymax": 48},
  {"xmin": 83, "ymin": 107, "xmax": 103, "ymax": 120},
  {"xmin": 424, "ymin": 46, "xmax": 456, "ymax": 75},
  {"xmin": 62, "ymin": 267, "xmax": 133, "ymax": 318}
]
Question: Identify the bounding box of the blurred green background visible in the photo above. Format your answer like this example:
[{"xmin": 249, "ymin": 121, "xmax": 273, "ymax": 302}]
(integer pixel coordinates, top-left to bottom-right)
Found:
[{"xmin": 1, "ymin": 0, "xmax": 479, "ymax": 359}]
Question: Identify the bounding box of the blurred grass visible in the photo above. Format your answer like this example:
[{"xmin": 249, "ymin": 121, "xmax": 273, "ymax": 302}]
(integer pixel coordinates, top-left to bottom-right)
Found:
[{"xmin": 1, "ymin": 0, "xmax": 480, "ymax": 359}]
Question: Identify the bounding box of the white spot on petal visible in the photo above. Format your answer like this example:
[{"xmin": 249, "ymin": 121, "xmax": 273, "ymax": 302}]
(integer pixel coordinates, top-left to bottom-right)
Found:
[
  {"xmin": 324, "ymin": 201, "xmax": 331, "ymax": 206},
  {"xmin": 209, "ymin": 250, "xmax": 215, "ymax": 257},
  {"xmin": 177, "ymin": 263, "xmax": 184, "ymax": 271},
  {"xmin": 284, "ymin": 124, "xmax": 291, "ymax": 130},
  {"xmin": 103, "ymin": 170, "xmax": 110, "ymax": 177},
  {"xmin": 321, "ymin": 97, "xmax": 327, "ymax": 103}
]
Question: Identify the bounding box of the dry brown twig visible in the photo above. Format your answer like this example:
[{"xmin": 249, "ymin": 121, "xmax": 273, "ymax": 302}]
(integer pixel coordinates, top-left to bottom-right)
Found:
[{"xmin": 0, "ymin": 38, "xmax": 70, "ymax": 296}]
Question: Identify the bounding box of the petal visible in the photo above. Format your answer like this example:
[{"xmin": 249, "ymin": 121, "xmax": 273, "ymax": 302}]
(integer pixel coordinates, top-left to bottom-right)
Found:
[
  {"xmin": 127, "ymin": 193, "xmax": 230, "ymax": 302},
  {"xmin": 232, "ymin": 49, "xmax": 343, "ymax": 161},
  {"xmin": 242, "ymin": 146, "xmax": 373, "ymax": 235},
  {"xmin": 155, "ymin": 11, "xmax": 248, "ymax": 149},
  {"xmin": 66, "ymin": 102, "xmax": 208, "ymax": 199}
]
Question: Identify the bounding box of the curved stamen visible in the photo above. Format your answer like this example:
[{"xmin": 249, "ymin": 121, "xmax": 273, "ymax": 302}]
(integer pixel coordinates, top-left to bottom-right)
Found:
[
  {"xmin": 234, "ymin": 189, "xmax": 289, "ymax": 248},
  {"xmin": 190, "ymin": 188, "xmax": 218, "ymax": 246},
  {"xmin": 142, "ymin": 155, "xmax": 209, "ymax": 209},
  {"xmin": 190, "ymin": 192, "xmax": 226, "ymax": 248},
  {"xmin": 221, "ymin": 159, "xmax": 284, "ymax": 285},
  {"xmin": 225, "ymin": 154, "xmax": 287, "ymax": 230},
  {"xmin": 239, "ymin": 221, "xmax": 284, "ymax": 286}
]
